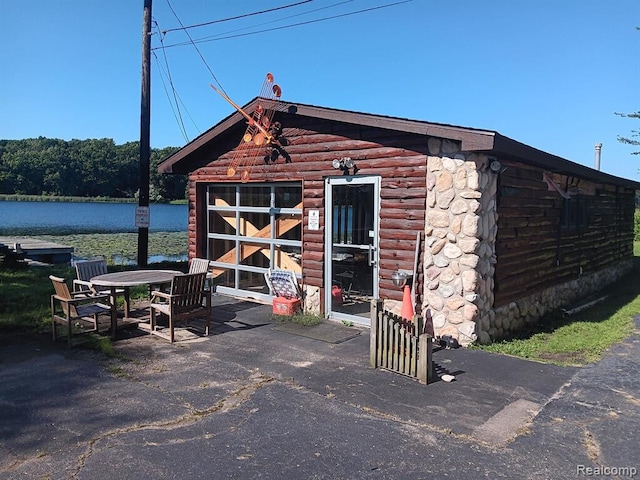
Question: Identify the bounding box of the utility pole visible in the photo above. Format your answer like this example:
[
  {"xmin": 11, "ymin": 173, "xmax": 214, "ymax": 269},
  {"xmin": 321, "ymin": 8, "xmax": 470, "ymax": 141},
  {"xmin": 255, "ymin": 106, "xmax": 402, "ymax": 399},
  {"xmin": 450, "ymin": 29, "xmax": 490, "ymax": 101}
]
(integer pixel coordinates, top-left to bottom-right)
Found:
[{"xmin": 137, "ymin": 0, "xmax": 152, "ymax": 267}]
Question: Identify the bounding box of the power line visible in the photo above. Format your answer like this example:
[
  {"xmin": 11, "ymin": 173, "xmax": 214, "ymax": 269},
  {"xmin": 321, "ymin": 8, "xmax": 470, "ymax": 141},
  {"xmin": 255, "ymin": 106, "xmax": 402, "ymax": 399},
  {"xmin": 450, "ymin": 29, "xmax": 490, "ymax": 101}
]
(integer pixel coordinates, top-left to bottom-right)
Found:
[
  {"xmin": 154, "ymin": 0, "xmax": 413, "ymax": 50},
  {"xmin": 152, "ymin": 51, "xmax": 202, "ymax": 142},
  {"xmin": 153, "ymin": 19, "xmax": 189, "ymax": 143},
  {"xmin": 159, "ymin": 0, "xmax": 313, "ymax": 35},
  {"xmin": 164, "ymin": 0, "xmax": 227, "ymax": 93},
  {"xmin": 158, "ymin": 0, "xmax": 356, "ymax": 48},
  {"xmin": 153, "ymin": 52, "xmax": 188, "ymax": 142}
]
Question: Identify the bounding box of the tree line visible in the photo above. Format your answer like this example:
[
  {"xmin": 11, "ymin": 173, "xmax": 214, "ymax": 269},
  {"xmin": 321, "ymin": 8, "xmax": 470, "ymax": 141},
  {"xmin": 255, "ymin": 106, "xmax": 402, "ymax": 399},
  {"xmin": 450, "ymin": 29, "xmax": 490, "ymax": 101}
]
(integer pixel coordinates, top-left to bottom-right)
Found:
[{"xmin": 0, "ymin": 137, "xmax": 186, "ymax": 202}]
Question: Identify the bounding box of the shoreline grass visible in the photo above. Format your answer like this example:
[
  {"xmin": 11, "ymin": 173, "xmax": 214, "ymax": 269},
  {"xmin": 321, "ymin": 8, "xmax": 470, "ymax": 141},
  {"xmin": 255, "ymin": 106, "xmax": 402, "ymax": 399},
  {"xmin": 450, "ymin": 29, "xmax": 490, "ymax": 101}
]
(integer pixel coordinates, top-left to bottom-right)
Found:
[{"xmin": 0, "ymin": 194, "xmax": 187, "ymax": 204}]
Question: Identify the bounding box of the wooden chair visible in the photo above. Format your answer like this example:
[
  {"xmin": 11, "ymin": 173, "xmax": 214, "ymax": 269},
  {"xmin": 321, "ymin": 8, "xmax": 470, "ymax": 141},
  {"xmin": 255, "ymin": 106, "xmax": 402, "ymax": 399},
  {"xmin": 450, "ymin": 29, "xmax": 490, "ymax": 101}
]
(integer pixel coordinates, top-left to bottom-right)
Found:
[
  {"xmin": 149, "ymin": 272, "xmax": 211, "ymax": 343},
  {"xmin": 50, "ymin": 275, "xmax": 111, "ymax": 348},
  {"xmin": 147, "ymin": 257, "xmax": 210, "ymax": 296},
  {"xmin": 189, "ymin": 257, "xmax": 214, "ymax": 293},
  {"xmin": 74, "ymin": 259, "xmax": 125, "ymax": 299}
]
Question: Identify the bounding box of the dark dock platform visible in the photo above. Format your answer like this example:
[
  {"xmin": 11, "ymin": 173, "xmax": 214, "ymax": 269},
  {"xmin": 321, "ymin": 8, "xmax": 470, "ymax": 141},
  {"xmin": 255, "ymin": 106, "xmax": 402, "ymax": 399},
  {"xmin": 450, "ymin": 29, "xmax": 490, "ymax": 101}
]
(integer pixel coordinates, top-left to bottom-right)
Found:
[{"xmin": 0, "ymin": 236, "xmax": 74, "ymax": 264}]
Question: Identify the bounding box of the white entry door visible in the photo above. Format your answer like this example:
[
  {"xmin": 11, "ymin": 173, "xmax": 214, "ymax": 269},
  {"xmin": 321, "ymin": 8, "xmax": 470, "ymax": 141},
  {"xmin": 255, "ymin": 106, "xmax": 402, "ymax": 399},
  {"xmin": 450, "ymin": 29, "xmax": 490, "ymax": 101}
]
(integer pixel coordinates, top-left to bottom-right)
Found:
[{"xmin": 325, "ymin": 176, "xmax": 380, "ymax": 325}]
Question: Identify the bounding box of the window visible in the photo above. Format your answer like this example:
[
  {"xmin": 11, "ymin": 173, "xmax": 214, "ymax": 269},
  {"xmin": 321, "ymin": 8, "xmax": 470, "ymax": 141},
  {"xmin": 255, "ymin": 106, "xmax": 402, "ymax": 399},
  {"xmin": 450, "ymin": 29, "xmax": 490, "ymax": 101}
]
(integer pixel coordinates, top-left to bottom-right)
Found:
[
  {"xmin": 206, "ymin": 183, "xmax": 302, "ymax": 301},
  {"xmin": 561, "ymin": 197, "xmax": 589, "ymax": 230}
]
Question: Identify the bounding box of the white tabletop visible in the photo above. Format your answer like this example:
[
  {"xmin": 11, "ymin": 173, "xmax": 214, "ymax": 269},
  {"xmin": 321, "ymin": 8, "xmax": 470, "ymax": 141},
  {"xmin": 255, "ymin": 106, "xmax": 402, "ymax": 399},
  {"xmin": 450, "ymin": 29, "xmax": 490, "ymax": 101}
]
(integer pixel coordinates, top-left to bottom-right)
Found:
[{"xmin": 90, "ymin": 270, "xmax": 182, "ymax": 287}]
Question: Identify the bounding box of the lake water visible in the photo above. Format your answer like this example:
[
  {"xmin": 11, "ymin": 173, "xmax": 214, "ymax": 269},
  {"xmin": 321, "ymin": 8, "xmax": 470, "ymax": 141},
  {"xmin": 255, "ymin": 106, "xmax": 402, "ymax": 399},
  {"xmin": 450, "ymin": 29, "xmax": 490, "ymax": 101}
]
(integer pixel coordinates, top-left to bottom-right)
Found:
[{"xmin": 0, "ymin": 201, "xmax": 187, "ymax": 235}]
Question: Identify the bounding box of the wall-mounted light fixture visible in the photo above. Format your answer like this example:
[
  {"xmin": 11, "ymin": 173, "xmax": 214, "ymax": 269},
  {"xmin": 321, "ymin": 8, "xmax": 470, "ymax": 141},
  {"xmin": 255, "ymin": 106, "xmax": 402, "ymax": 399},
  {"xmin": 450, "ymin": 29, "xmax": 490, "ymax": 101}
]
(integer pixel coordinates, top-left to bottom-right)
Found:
[
  {"xmin": 332, "ymin": 156, "xmax": 359, "ymax": 175},
  {"xmin": 487, "ymin": 156, "xmax": 502, "ymax": 173},
  {"xmin": 489, "ymin": 159, "xmax": 502, "ymax": 173}
]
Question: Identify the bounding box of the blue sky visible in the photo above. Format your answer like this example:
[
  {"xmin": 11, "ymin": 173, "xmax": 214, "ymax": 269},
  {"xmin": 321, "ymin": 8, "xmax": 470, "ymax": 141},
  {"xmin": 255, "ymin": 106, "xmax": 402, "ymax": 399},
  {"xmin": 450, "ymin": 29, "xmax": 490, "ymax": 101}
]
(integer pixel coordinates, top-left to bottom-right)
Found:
[{"xmin": 1, "ymin": 1, "xmax": 638, "ymax": 180}]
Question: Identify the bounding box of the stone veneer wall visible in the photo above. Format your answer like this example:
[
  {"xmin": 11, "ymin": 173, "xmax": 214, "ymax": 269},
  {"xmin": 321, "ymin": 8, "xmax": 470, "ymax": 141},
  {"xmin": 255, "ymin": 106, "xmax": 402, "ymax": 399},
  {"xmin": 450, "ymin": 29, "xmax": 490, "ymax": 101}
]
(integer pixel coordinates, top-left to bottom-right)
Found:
[
  {"xmin": 304, "ymin": 285, "xmax": 321, "ymax": 315},
  {"xmin": 420, "ymin": 139, "xmax": 498, "ymax": 346}
]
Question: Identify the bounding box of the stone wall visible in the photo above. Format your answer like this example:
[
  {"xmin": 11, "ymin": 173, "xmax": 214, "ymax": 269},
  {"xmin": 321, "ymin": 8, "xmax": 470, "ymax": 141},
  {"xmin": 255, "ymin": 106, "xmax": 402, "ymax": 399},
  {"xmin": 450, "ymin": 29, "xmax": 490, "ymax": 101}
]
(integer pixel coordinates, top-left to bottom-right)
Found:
[
  {"xmin": 304, "ymin": 285, "xmax": 321, "ymax": 314},
  {"xmin": 422, "ymin": 139, "xmax": 498, "ymax": 346}
]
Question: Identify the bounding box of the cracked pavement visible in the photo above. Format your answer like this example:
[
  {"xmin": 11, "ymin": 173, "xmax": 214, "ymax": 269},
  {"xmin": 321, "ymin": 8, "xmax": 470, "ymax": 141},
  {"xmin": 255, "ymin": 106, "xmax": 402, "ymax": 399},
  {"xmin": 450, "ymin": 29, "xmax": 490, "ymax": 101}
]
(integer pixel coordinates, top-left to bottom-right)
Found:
[{"xmin": 0, "ymin": 299, "xmax": 638, "ymax": 479}]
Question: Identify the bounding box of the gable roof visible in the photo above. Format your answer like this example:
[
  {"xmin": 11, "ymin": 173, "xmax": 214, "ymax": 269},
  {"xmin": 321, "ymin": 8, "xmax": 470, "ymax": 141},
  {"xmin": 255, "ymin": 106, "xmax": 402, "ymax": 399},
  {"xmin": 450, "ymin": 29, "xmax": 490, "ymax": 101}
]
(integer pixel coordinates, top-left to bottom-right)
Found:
[{"xmin": 159, "ymin": 98, "xmax": 640, "ymax": 189}]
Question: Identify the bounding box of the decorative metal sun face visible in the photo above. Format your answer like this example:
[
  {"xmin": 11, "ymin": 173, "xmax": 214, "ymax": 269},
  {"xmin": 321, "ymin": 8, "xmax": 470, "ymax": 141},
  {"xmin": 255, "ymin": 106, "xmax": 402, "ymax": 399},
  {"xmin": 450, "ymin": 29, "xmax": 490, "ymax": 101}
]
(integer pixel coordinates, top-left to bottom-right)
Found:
[{"xmin": 211, "ymin": 73, "xmax": 288, "ymax": 183}]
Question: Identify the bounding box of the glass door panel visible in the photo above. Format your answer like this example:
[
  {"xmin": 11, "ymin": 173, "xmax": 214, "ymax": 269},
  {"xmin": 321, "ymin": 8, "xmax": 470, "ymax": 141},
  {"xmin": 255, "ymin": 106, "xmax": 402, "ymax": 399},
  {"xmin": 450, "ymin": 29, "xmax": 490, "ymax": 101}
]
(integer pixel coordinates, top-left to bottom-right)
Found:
[{"xmin": 326, "ymin": 176, "xmax": 379, "ymax": 324}]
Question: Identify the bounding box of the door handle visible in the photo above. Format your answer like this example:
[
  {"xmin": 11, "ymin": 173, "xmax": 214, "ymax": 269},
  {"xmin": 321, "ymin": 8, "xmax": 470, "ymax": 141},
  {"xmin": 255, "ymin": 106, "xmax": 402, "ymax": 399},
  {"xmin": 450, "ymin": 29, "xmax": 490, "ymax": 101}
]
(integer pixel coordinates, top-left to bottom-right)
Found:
[{"xmin": 368, "ymin": 245, "xmax": 377, "ymax": 267}]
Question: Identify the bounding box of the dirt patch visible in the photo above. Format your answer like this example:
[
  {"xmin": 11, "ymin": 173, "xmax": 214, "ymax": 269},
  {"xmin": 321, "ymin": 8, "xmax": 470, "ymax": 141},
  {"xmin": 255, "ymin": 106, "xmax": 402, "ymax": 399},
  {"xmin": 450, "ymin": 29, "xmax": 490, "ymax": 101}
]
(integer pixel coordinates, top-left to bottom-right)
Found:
[{"xmin": 536, "ymin": 351, "xmax": 587, "ymax": 366}]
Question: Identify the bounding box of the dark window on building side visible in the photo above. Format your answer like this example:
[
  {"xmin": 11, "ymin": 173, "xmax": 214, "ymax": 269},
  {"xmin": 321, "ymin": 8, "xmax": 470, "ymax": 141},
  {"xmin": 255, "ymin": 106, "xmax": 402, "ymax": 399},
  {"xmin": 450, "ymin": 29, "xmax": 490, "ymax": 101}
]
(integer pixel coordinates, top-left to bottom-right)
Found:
[{"xmin": 561, "ymin": 197, "xmax": 589, "ymax": 230}]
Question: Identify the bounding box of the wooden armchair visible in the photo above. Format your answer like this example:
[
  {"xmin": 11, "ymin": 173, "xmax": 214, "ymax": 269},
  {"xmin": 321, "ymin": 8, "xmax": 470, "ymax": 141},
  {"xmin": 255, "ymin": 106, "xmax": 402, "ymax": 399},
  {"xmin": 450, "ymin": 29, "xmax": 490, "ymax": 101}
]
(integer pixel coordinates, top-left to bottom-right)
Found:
[
  {"xmin": 149, "ymin": 272, "xmax": 211, "ymax": 343},
  {"xmin": 50, "ymin": 275, "xmax": 111, "ymax": 348},
  {"xmin": 189, "ymin": 257, "xmax": 214, "ymax": 292},
  {"xmin": 147, "ymin": 257, "xmax": 209, "ymax": 297},
  {"xmin": 74, "ymin": 259, "xmax": 126, "ymax": 300}
]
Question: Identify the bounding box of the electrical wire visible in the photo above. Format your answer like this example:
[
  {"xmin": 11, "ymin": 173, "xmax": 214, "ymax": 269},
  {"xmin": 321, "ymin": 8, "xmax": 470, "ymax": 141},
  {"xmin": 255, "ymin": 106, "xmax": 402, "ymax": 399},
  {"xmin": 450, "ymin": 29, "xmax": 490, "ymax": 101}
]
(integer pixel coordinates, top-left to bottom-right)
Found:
[
  {"xmin": 152, "ymin": 52, "xmax": 203, "ymax": 140},
  {"xmin": 151, "ymin": 0, "xmax": 413, "ymax": 143},
  {"xmin": 155, "ymin": 0, "xmax": 413, "ymax": 50},
  {"xmin": 158, "ymin": 0, "xmax": 356, "ymax": 47},
  {"xmin": 165, "ymin": 0, "xmax": 227, "ymax": 94},
  {"xmin": 152, "ymin": 18, "xmax": 203, "ymax": 142},
  {"xmin": 153, "ymin": 19, "xmax": 189, "ymax": 143},
  {"xmin": 152, "ymin": 51, "xmax": 190, "ymax": 143},
  {"xmin": 159, "ymin": 0, "xmax": 313, "ymax": 34}
]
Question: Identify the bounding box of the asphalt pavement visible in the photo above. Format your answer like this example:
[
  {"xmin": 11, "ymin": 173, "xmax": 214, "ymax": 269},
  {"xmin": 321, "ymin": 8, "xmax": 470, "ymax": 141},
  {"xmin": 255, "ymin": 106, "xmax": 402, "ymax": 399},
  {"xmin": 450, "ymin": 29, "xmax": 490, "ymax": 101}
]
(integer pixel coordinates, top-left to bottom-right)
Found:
[{"xmin": 1, "ymin": 297, "xmax": 638, "ymax": 479}]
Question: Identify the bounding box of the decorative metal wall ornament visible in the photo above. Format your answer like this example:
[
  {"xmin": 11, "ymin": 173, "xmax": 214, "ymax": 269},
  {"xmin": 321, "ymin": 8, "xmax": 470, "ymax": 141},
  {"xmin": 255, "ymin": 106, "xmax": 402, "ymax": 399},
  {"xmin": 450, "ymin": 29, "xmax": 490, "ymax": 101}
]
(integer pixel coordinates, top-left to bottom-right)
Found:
[{"xmin": 210, "ymin": 73, "xmax": 289, "ymax": 182}]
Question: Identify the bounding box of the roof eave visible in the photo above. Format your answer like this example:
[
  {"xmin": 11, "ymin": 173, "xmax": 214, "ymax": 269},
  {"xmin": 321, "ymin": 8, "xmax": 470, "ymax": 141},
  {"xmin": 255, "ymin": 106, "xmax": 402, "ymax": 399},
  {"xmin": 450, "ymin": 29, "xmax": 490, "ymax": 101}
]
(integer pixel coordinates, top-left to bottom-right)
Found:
[
  {"xmin": 492, "ymin": 134, "xmax": 640, "ymax": 189},
  {"xmin": 288, "ymin": 103, "xmax": 497, "ymax": 151}
]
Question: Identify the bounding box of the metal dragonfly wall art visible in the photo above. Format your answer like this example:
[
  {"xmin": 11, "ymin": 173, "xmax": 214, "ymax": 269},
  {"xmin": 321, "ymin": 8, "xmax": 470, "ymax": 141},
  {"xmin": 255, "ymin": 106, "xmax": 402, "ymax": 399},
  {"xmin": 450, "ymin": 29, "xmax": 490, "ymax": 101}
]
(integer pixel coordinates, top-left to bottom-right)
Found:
[{"xmin": 210, "ymin": 73, "xmax": 290, "ymax": 183}]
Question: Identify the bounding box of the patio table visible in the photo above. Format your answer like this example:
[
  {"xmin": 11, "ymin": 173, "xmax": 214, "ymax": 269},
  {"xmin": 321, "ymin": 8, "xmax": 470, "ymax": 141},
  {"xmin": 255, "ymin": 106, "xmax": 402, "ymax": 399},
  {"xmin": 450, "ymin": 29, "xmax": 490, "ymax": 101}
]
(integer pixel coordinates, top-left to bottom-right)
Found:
[{"xmin": 90, "ymin": 269, "xmax": 182, "ymax": 339}]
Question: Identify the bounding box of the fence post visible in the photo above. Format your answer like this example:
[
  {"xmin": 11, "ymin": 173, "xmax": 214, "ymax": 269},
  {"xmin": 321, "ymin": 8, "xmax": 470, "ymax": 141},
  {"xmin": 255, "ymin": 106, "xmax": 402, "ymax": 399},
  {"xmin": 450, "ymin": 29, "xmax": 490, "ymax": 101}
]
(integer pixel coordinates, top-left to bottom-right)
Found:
[
  {"xmin": 370, "ymin": 299, "xmax": 382, "ymax": 368},
  {"xmin": 417, "ymin": 333, "xmax": 433, "ymax": 384},
  {"xmin": 414, "ymin": 313, "xmax": 423, "ymax": 336}
]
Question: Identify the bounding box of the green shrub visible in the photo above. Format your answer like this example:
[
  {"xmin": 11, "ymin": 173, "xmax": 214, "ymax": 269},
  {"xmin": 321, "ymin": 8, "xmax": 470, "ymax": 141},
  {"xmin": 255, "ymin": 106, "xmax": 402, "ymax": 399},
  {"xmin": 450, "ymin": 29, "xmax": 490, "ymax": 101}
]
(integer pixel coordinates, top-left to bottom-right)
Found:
[{"xmin": 635, "ymin": 208, "xmax": 640, "ymax": 241}]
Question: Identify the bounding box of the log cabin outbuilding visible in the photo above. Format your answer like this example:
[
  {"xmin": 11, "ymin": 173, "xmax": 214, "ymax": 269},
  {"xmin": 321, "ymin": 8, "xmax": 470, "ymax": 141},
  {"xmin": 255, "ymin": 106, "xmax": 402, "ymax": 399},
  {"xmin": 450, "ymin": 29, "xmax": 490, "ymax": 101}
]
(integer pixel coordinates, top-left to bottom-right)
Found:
[{"xmin": 159, "ymin": 96, "xmax": 640, "ymax": 345}]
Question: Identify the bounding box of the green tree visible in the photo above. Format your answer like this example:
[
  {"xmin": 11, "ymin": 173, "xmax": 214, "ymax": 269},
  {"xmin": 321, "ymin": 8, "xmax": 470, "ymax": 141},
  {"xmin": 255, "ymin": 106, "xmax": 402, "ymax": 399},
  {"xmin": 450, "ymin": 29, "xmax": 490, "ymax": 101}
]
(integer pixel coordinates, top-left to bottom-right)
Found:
[
  {"xmin": 615, "ymin": 111, "xmax": 640, "ymax": 155},
  {"xmin": 151, "ymin": 146, "xmax": 185, "ymax": 201},
  {"xmin": 616, "ymin": 27, "xmax": 640, "ymax": 157},
  {"xmin": 0, "ymin": 137, "xmax": 185, "ymax": 201}
]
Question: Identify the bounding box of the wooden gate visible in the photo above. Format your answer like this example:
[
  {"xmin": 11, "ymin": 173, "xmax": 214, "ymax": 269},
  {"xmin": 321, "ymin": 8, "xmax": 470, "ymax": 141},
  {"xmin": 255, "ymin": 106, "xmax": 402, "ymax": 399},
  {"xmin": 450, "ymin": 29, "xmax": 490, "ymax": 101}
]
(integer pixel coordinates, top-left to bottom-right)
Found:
[{"xmin": 369, "ymin": 300, "xmax": 433, "ymax": 384}]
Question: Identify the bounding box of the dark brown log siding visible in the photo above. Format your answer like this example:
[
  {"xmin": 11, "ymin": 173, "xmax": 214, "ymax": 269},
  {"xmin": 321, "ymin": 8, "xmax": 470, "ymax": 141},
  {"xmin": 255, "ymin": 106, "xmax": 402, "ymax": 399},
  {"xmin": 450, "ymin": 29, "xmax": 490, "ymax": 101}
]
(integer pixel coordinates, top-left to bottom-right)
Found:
[
  {"xmin": 495, "ymin": 159, "xmax": 635, "ymax": 307},
  {"xmin": 187, "ymin": 114, "xmax": 427, "ymax": 308}
]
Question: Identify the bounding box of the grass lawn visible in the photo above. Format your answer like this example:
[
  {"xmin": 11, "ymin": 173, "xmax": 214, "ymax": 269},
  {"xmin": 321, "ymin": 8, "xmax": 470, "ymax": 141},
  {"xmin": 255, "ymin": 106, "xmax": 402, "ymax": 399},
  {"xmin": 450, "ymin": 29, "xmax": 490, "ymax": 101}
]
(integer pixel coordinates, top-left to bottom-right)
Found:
[
  {"xmin": 472, "ymin": 241, "xmax": 640, "ymax": 366},
  {"xmin": 0, "ymin": 230, "xmax": 191, "ymax": 336}
]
